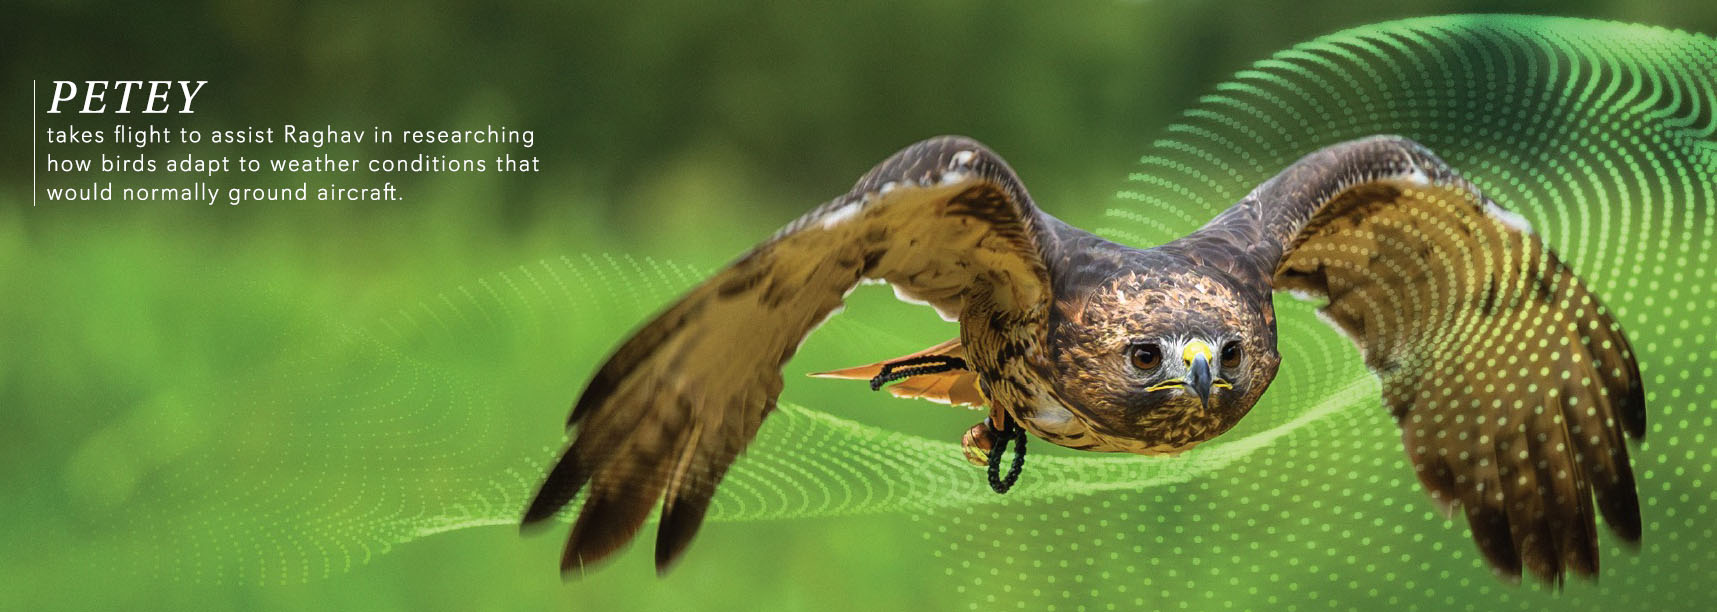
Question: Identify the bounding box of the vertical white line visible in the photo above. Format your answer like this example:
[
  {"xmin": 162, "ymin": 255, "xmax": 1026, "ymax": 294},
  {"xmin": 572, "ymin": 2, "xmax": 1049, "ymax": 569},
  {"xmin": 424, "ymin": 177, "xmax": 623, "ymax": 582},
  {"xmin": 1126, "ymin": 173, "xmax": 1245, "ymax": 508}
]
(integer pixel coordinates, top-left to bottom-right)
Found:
[{"xmin": 33, "ymin": 80, "xmax": 38, "ymax": 207}]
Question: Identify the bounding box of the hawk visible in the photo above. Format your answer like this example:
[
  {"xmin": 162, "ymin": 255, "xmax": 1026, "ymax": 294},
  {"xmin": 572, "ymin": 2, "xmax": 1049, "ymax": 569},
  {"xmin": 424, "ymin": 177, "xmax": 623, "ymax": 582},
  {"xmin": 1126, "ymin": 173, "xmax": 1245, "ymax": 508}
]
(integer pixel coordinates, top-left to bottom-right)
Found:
[{"xmin": 523, "ymin": 135, "xmax": 1645, "ymax": 584}]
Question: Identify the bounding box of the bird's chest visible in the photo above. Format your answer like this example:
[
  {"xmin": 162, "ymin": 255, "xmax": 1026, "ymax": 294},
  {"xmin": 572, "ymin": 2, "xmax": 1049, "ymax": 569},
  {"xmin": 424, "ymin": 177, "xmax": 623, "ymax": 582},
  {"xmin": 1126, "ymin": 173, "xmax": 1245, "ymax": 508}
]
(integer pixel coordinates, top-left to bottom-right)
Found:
[
  {"xmin": 960, "ymin": 320, "xmax": 1092, "ymax": 445},
  {"xmin": 961, "ymin": 305, "xmax": 1049, "ymax": 409},
  {"xmin": 959, "ymin": 291, "xmax": 1111, "ymax": 445}
]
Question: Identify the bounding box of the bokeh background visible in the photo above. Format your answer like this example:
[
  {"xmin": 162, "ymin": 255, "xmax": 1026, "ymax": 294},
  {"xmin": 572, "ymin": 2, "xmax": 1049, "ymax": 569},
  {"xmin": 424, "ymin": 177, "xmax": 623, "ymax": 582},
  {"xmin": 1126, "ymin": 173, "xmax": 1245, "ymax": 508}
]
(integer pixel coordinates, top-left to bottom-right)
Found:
[{"xmin": 5, "ymin": 1, "xmax": 1716, "ymax": 610}]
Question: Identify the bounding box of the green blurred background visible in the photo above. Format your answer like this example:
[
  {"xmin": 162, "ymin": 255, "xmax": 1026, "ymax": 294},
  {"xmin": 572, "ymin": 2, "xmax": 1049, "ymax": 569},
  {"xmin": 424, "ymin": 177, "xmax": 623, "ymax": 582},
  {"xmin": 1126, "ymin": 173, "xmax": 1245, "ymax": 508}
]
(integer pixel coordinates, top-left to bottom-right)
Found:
[{"xmin": 5, "ymin": 1, "xmax": 1716, "ymax": 610}]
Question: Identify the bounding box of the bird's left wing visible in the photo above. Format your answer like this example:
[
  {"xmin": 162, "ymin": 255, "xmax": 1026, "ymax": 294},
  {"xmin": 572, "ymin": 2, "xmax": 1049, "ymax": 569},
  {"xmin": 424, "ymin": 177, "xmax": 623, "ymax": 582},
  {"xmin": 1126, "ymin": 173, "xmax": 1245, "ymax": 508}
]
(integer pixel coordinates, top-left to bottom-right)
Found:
[
  {"xmin": 1179, "ymin": 136, "xmax": 1645, "ymax": 583},
  {"xmin": 523, "ymin": 136, "xmax": 1056, "ymax": 574}
]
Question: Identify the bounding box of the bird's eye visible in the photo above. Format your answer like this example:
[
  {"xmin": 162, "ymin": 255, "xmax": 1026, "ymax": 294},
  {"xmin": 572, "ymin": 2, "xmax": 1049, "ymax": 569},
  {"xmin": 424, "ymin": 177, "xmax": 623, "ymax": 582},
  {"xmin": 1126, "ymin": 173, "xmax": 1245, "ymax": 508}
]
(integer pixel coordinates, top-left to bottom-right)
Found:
[
  {"xmin": 1220, "ymin": 341, "xmax": 1243, "ymax": 368},
  {"xmin": 1130, "ymin": 343, "xmax": 1162, "ymax": 370}
]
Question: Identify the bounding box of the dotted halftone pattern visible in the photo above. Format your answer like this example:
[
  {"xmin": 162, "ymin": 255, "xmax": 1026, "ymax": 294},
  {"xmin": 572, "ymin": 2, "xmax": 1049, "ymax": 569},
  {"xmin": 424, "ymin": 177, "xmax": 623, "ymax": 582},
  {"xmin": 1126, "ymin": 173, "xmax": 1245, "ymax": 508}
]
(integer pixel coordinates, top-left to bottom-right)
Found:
[
  {"xmin": 87, "ymin": 14, "xmax": 1713, "ymax": 609},
  {"xmin": 928, "ymin": 15, "xmax": 1713, "ymax": 610}
]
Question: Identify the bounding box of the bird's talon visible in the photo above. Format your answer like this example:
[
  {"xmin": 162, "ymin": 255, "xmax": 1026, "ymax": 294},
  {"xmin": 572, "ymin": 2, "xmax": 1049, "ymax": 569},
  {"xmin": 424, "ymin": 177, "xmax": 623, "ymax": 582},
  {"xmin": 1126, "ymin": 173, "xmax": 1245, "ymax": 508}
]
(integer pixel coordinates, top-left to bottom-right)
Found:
[{"xmin": 961, "ymin": 421, "xmax": 996, "ymax": 466}]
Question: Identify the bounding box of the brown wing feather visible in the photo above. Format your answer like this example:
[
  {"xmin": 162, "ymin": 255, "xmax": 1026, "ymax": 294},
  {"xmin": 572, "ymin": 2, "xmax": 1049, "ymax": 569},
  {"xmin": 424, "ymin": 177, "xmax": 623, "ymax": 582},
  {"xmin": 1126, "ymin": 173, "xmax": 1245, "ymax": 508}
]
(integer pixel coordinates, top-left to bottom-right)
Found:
[
  {"xmin": 522, "ymin": 136, "xmax": 1055, "ymax": 574},
  {"xmin": 809, "ymin": 338, "xmax": 987, "ymax": 407},
  {"xmin": 1194, "ymin": 136, "xmax": 1645, "ymax": 583}
]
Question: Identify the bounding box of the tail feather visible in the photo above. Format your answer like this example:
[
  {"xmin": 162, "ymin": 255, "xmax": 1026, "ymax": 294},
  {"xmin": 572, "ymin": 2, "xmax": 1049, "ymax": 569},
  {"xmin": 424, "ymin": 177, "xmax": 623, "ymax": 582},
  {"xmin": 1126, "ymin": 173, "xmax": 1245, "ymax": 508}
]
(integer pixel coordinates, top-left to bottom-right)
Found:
[{"xmin": 809, "ymin": 338, "xmax": 986, "ymax": 407}]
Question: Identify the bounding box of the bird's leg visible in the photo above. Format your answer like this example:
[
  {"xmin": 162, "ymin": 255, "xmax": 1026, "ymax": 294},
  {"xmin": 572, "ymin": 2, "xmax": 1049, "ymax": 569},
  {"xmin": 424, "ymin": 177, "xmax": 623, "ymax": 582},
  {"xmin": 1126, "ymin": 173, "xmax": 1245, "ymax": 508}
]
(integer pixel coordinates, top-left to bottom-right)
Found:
[
  {"xmin": 866, "ymin": 354, "xmax": 967, "ymax": 390},
  {"xmin": 866, "ymin": 354, "xmax": 1026, "ymax": 492},
  {"xmin": 961, "ymin": 419, "xmax": 998, "ymax": 466},
  {"xmin": 961, "ymin": 408, "xmax": 1027, "ymax": 493},
  {"xmin": 962, "ymin": 406, "xmax": 1013, "ymax": 465}
]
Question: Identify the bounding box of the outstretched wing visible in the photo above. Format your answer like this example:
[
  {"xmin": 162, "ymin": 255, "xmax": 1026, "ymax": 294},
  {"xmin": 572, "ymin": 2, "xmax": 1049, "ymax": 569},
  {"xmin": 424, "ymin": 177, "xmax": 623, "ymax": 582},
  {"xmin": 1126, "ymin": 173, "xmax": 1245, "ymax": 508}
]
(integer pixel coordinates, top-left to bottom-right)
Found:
[
  {"xmin": 1181, "ymin": 136, "xmax": 1645, "ymax": 583},
  {"xmin": 523, "ymin": 136, "xmax": 1056, "ymax": 574}
]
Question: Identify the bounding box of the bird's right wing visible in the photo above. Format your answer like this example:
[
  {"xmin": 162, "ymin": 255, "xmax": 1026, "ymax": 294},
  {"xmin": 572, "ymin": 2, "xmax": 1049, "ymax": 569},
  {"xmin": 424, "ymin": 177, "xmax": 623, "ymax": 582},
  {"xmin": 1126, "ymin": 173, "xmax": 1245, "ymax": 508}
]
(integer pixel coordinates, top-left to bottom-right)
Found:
[
  {"xmin": 1181, "ymin": 136, "xmax": 1645, "ymax": 583},
  {"xmin": 523, "ymin": 136, "xmax": 1058, "ymax": 574}
]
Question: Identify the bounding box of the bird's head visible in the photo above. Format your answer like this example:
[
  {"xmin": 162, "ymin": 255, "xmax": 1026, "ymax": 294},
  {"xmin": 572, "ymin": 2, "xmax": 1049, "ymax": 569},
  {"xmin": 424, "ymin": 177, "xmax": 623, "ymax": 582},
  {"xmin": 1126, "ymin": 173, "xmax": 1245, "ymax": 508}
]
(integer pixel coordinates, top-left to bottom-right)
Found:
[{"xmin": 1049, "ymin": 269, "xmax": 1280, "ymax": 453}]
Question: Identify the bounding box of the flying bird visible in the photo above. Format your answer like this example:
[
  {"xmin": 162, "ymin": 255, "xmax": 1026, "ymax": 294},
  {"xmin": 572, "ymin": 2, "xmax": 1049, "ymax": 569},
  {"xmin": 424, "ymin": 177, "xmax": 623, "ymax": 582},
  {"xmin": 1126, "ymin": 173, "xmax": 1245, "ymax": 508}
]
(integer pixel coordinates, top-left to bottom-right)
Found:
[{"xmin": 523, "ymin": 135, "xmax": 1645, "ymax": 584}]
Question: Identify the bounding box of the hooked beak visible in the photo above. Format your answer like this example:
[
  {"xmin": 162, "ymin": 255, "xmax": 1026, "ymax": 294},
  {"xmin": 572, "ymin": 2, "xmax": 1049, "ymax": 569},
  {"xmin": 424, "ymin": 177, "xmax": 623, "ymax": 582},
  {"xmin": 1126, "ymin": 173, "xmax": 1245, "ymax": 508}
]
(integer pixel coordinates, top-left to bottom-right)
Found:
[{"xmin": 1187, "ymin": 352, "xmax": 1213, "ymax": 410}]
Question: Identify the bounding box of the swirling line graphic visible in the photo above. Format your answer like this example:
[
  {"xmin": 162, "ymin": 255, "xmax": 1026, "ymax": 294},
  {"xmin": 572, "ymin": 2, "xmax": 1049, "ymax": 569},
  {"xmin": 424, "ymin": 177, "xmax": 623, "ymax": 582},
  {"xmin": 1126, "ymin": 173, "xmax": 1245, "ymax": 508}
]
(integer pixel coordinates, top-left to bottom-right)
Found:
[
  {"xmin": 945, "ymin": 14, "xmax": 1712, "ymax": 609},
  {"xmin": 63, "ymin": 14, "xmax": 1712, "ymax": 609}
]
